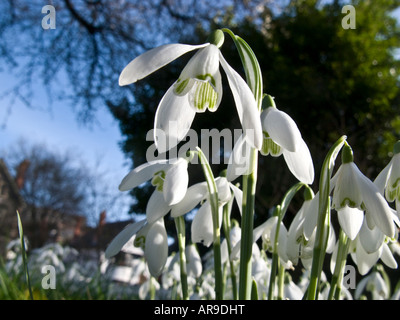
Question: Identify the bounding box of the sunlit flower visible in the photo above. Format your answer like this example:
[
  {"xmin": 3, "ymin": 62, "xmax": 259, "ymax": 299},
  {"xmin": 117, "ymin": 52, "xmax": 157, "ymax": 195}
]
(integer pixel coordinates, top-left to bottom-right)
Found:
[
  {"xmin": 260, "ymin": 105, "xmax": 314, "ymax": 185},
  {"xmin": 331, "ymin": 144, "xmax": 395, "ymax": 239},
  {"xmin": 119, "ymin": 157, "xmax": 189, "ymax": 224},
  {"xmin": 119, "ymin": 32, "xmax": 262, "ymax": 153},
  {"xmin": 375, "ymin": 140, "xmax": 400, "ymax": 217},
  {"xmin": 171, "ymin": 176, "xmax": 242, "ymax": 247},
  {"xmin": 105, "ymin": 218, "xmax": 168, "ymax": 277},
  {"xmin": 349, "ymin": 219, "xmax": 398, "ymax": 276}
]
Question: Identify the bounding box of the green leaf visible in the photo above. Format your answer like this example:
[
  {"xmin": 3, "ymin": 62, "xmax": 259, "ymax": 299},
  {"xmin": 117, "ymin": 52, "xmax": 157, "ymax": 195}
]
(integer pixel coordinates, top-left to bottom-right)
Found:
[
  {"xmin": 222, "ymin": 28, "xmax": 263, "ymax": 107},
  {"xmin": 251, "ymin": 278, "xmax": 259, "ymax": 300},
  {"xmin": 307, "ymin": 135, "xmax": 346, "ymax": 300},
  {"xmin": 16, "ymin": 210, "xmax": 33, "ymax": 300}
]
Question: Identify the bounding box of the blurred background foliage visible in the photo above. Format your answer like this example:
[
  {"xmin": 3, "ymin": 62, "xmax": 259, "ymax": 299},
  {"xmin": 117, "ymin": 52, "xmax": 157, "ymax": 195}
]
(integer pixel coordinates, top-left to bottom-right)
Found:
[{"xmin": 0, "ymin": 0, "xmax": 399, "ymax": 228}]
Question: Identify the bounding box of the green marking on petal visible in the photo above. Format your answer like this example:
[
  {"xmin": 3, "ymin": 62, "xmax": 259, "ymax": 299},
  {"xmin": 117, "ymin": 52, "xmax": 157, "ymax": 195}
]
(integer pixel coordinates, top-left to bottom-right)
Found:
[
  {"xmin": 196, "ymin": 74, "xmax": 216, "ymax": 87},
  {"xmin": 386, "ymin": 184, "xmax": 400, "ymax": 202},
  {"xmin": 340, "ymin": 197, "xmax": 357, "ymax": 208},
  {"xmin": 134, "ymin": 235, "xmax": 146, "ymax": 249},
  {"xmin": 261, "ymin": 131, "xmax": 282, "ymax": 157},
  {"xmin": 151, "ymin": 170, "xmax": 166, "ymax": 192},
  {"xmin": 391, "ymin": 177, "xmax": 400, "ymax": 190},
  {"xmin": 174, "ymin": 78, "xmax": 190, "ymax": 95},
  {"xmin": 193, "ymin": 80, "xmax": 218, "ymax": 112}
]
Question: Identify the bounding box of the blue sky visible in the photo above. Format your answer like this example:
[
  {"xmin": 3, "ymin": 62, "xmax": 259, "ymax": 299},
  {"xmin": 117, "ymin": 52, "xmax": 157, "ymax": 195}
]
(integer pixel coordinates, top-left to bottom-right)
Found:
[{"xmin": 0, "ymin": 71, "xmax": 133, "ymax": 224}]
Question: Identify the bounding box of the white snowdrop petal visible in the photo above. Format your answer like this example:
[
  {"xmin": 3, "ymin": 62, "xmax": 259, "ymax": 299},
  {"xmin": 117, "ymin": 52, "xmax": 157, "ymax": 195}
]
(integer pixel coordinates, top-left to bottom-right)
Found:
[
  {"xmin": 171, "ymin": 181, "xmax": 208, "ymax": 217},
  {"xmin": 145, "ymin": 220, "xmax": 168, "ymax": 277},
  {"xmin": 146, "ymin": 191, "xmax": 171, "ymax": 224},
  {"xmin": 119, "ymin": 43, "xmax": 209, "ymax": 85},
  {"xmin": 154, "ymin": 84, "xmax": 196, "ymax": 153},
  {"xmin": 191, "ymin": 201, "xmax": 214, "ymax": 247},
  {"xmin": 219, "ymin": 53, "xmax": 262, "ymax": 150},
  {"xmin": 163, "ymin": 159, "xmax": 189, "ymax": 205},
  {"xmin": 105, "ymin": 219, "xmax": 147, "ymax": 259},
  {"xmin": 262, "ymin": 107, "xmax": 302, "ymax": 152},
  {"xmin": 337, "ymin": 207, "xmax": 364, "ymax": 240},
  {"xmin": 282, "ymin": 139, "xmax": 314, "ymax": 184},
  {"xmin": 119, "ymin": 160, "xmax": 169, "ymax": 191}
]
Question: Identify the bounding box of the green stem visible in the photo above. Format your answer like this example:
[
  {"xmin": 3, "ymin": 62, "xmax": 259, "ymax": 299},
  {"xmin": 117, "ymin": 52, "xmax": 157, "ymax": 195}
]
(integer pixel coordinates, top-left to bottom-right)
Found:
[
  {"xmin": 222, "ymin": 200, "xmax": 238, "ymax": 300},
  {"xmin": 174, "ymin": 216, "xmax": 189, "ymax": 300},
  {"xmin": 277, "ymin": 263, "xmax": 285, "ymax": 300},
  {"xmin": 222, "ymin": 28, "xmax": 263, "ymax": 300},
  {"xmin": 328, "ymin": 230, "xmax": 350, "ymax": 300},
  {"xmin": 149, "ymin": 276, "xmax": 156, "ymax": 300},
  {"xmin": 268, "ymin": 206, "xmax": 281, "ymax": 300},
  {"xmin": 196, "ymin": 147, "xmax": 223, "ymax": 300},
  {"xmin": 238, "ymin": 148, "xmax": 258, "ymax": 300},
  {"xmin": 306, "ymin": 135, "xmax": 346, "ymax": 300}
]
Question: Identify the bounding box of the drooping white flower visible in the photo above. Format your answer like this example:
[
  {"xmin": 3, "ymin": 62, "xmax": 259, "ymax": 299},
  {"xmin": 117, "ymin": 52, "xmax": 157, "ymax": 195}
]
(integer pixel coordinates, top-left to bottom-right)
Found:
[
  {"xmin": 374, "ymin": 141, "xmax": 400, "ymax": 217},
  {"xmin": 105, "ymin": 218, "xmax": 168, "ymax": 277},
  {"xmin": 171, "ymin": 176, "xmax": 242, "ymax": 247},
  {"xmin": 287, "ymin": 189, "xmax": 336, "ymax": 268},
  {"xmin": 349, "ymin": 219, "xmax": 398, "ymax": 276},
  {"xmin": 260, "ymin": 105, "xmax": 314, "ymax": 185},
  {"xmin": 119, "ymin": 32, "xmax": 262, "ymax": 153},
  {"xmin": 331, "ymin": 144, "xmax": 396, "ymax": 239},
  {"xmin": 119, "ymin": 157, "xmax": 189, "ymax": 224},
  {"xmin": 354, "ymin": 270, "xmax": 390, "ymax": 300}
]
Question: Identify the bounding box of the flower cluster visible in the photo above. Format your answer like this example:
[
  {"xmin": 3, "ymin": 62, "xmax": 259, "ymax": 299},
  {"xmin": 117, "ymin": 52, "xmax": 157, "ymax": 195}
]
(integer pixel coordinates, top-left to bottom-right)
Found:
[{"xmin": 105, "ymin": 29, "xmax": 399, "ymax": 300}]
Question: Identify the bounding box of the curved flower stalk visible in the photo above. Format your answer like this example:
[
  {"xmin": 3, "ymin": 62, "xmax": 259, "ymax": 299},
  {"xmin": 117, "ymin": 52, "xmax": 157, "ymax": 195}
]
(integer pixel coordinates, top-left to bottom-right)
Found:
[
  {"xmin": 260, "ymin": 95, "xmax": 314, "ymax": 185},
  {"xmin": 105, "ymin": 218, "xmax": 168, "ymax": 278},
  {"xmin": 331, "ymin": 143, "xmax": 396, "ymax": 240},
  {"xmin": 119, "ymin": 30, "xmax": 262, "ymax": 153}
]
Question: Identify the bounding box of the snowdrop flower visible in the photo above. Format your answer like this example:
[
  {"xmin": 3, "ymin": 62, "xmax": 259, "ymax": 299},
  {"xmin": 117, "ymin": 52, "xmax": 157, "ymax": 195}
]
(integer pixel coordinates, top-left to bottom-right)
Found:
[
  {"xmin": 349, "ymin": 219, "xmax": 397, "ymax": 275},
  {"xmin": 186, "ymin": 244, "xmax": 202, "ymax": 279},
  {"xmin": 119, "ymin": 157, "xmax": 189, "ymax": 223},
  {"xmin": 331, "ymin": 143, "xmax": 395, "ymax": 239},
  {"xmin": 287, "ymin": 190, "xmax": 315, "ymax": 265},
  {"xmin": 231, "ymin": 215, "xmax": 292, "ymax": 268},
  {"xmin": 118, "ymin": 30, "xmax": 262, "ymax": 153},
  {"xmin": 287, "ymin": 188, "xmax": 336, "ymax": 268},
  {"xmin": 284, "ymin": 276, "xmax": 305, "ymax": 300},
  {"xmin": 355, "ymin": 269, "xmax": 390, "ymax": 300},
  {"xmin": 375, "ymin": 140, "xmax": 400, "ymax": 216},
  {"xmin": 105, "ymin": 218, "xmax": 168, "ymax": 277},
  {"xmin": 260, "ymin": 103, "xmax": 314, "ymax": 185},
  {"xmin": 171, "ymin": 176, "xmax": 242, "ymax": 247}
]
